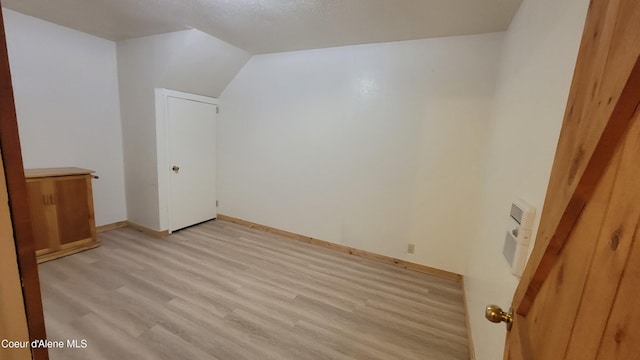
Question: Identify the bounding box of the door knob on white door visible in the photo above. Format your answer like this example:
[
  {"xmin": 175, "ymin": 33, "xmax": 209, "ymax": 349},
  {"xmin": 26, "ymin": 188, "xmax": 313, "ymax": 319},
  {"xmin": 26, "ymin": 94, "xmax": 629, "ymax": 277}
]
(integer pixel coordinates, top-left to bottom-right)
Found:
[{"xmin": 172, "ymin": 166, "xmax": 180, "ymax": 173}]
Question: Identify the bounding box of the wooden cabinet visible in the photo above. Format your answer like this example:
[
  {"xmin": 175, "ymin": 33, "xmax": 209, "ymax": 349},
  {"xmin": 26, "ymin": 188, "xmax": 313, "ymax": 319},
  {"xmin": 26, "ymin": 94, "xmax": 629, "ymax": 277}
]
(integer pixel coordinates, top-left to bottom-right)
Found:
[{"xmin": 24, "ymin": 168, "xmax": 98, "ymax": 263}]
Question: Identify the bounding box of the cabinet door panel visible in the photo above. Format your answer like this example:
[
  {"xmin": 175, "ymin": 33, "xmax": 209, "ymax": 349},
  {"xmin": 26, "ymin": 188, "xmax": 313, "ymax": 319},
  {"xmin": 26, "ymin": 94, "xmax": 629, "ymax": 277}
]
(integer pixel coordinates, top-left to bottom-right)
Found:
[
  {"xmin": 26, "ymin": 179, "xmax": 57, "ymax": 254},
  {"xmin": 53, "ymin": 176, "xmax": 93, "ymax": 245}
]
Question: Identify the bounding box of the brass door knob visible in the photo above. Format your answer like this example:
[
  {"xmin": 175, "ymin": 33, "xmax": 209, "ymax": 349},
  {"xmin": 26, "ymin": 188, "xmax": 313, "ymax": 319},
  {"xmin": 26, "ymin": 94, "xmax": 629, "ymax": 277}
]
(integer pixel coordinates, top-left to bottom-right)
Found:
[
  {"xmin": 485, "ymin": 304, "xmax": 513, "ymax": 330},
  {"xmin": 172, "ymin": 166, "xmax": 180, "ymax": 173}
]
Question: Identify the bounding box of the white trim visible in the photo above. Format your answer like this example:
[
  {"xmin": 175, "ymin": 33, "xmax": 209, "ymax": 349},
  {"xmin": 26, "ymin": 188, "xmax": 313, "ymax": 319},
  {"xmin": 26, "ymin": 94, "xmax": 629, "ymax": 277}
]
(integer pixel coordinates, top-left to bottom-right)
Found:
[
  {"xmin": 155, "ymin": 88, "xmax": 218, "ymax": 233},
  {"xmin": 160, "ymin": 88, "xmax": 218, "ymax": 105}
]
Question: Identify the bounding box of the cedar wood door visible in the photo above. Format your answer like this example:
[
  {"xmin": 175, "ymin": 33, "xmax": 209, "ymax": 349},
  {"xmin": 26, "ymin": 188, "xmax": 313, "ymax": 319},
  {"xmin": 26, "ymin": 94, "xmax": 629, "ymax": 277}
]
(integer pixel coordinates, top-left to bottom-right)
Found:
[{"xmin": 501, "ymin": 0, "xmax": 640, "ymax": 359}]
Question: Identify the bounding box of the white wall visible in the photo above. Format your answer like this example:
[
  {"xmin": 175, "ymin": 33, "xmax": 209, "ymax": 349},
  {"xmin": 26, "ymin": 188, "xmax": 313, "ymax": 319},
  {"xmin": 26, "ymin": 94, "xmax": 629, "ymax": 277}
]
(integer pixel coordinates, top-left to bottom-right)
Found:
[
  {"xmin": 463, "ymin": 0, "xmax": 590, "ymax": 358},
  {"xmin": 117, "ymin": 30, "xmax": 250, "ymax": 230},
  {"xmin": 218, "ymin": 34, "xmax": 503, "ymax": 274},
  {"xmin": 4, "ymin": 9, "xmax": 127, "ymax": 226}
]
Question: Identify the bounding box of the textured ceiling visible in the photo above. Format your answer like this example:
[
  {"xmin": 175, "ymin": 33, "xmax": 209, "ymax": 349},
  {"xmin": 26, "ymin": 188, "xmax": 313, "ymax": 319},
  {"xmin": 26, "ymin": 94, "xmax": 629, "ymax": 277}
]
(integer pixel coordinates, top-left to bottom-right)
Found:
[{"xmin": 2, "ymin": 0, "xmax": 522, "ymax": 54}]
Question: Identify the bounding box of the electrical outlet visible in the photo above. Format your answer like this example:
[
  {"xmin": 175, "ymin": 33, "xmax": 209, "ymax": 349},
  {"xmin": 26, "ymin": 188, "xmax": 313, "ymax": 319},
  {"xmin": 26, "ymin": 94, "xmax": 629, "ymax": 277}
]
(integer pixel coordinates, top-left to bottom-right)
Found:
[{"xmin": 407, "ymin": 243, "xmax": 415, "ymax": 254}]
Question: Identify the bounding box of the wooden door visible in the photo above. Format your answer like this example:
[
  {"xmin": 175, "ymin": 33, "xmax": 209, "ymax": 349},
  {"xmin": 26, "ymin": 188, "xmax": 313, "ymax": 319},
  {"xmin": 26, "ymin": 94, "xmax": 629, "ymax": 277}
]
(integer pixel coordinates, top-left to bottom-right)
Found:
[
  {"xmin": 0, "ymin": 3, "xmax": 48, "ymax": 359},
  {"xmin": 499, "ymin": 0, "xmax": 640, "ymax": 359},
  {"xmin": 167, "ymin": 95, "xmax": 218, "ymax": 231},
  {"xmin": 0, "ymin": 144, "xmax": 31, "ymax": 360}
]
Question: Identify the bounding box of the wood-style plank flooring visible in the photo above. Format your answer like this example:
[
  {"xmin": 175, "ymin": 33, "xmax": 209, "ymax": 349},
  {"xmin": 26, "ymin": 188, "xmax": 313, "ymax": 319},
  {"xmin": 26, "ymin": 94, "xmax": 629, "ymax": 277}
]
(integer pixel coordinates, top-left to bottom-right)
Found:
[{"xmin": 38, "ymin": 220, "xmax": 469, "ymax": 360}]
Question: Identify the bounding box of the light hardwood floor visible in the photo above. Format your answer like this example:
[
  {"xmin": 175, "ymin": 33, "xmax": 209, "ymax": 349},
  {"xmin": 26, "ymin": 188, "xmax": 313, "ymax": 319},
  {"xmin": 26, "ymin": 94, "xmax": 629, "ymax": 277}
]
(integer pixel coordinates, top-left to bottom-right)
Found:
[{"xmin": 39, "ymin": 220, "xmax": 469, "ymax": 360}]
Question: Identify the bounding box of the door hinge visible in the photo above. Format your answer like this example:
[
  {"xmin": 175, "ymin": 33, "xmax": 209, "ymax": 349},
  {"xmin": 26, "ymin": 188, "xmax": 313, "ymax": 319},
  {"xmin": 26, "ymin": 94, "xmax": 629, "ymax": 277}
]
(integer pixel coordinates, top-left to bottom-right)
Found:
[
  {"xmin": 216, "ymin": 105, "xmax": 219, "ymax": 114},
  {"xmin": 216, "ymin": 200, "xmax": 219, "ymax": 207}
]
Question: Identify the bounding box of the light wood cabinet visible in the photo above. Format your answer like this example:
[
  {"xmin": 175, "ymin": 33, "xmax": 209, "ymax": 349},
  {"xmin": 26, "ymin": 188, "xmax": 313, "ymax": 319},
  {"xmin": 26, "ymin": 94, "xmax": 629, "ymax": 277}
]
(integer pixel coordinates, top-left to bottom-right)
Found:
[{"xmin": 25, "ymin": 167, "xmax": 98, "ymax": 263}]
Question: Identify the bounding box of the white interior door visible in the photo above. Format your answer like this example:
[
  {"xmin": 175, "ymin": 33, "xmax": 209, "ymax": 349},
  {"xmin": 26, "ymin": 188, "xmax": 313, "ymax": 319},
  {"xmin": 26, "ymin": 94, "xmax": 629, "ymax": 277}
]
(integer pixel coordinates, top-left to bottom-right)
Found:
[{"xmin": 167, "ymin": 96, "xmax": 217, "ymax": 231}]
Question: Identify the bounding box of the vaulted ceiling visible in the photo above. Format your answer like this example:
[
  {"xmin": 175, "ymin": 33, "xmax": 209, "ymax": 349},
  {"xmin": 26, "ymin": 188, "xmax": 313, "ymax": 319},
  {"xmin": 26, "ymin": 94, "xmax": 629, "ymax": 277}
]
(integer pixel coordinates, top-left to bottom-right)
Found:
[{"xmin": 2, "ymin": 0, "xmax": 522, "ymax": 54}]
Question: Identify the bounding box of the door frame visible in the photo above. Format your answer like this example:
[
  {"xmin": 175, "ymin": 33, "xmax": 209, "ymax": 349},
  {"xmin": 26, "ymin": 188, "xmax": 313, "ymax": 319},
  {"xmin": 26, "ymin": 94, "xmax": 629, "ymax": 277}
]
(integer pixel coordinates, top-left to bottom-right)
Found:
[
  {"xmin": 154, "ymin": 88, "xmax": 218, "ymax": 233},
  {"xmin": 0, "ymin": 5, "xmax": 48, "ymax": 359}
]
